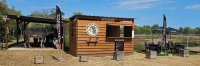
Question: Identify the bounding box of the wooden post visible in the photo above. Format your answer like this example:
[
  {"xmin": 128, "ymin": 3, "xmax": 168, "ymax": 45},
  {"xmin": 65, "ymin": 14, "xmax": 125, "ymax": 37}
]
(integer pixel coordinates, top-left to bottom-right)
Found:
[
  {"xmin": 23, "ymin": 21, "xmax": 25, "ymax": 42},
  {"xmin": 24, "ymin": 22, "xmax": 29, "ymax": 42},
  {"xmin": 197, "ymin": 35, "xmax": 199, "ymax": 44},
  {"xmin": 3, "ymin": 15, "xmax": 9, "ymax": 49},
  {"xmin": 132, "ymin": 20, "xmax": 134, "ymax": 38},
  {"xmin": 16, "ymin": 19, "xmax": 19, "ymax": 45},
  {"xmin": 131, "ymin": 20, "xmax": 134, "ymax": 52},
  {"xmin": 5, "ymin": 19, "xmax": 8, "ymax": 49},
  {"xmin": 62, "ymin": 23, "xmax": 64, "ymax": 50}
]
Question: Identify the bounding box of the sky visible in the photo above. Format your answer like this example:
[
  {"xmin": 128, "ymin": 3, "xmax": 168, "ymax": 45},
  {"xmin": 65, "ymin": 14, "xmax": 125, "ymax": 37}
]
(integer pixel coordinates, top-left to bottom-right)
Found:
[{"xmin": 6, "ymin": 0, "xmax": 200, "ymax": 28}]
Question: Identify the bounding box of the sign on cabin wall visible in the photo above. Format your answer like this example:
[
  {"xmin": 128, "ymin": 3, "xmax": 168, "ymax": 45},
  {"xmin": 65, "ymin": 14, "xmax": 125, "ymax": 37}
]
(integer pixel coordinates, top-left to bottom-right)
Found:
[{"xmin": 86, "ymin": 23, "xmax": 99, "ymax": 37}]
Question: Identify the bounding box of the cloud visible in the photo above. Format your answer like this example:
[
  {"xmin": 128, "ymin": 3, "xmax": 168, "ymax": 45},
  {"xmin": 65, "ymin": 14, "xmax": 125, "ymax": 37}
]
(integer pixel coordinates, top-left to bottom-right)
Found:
[
  {"xmin": 185, "ymin": 4, "xmax": 200, "ymax": 9},
  {"xmin": 116, "ymin": 0, "xmax": 172, "ymax": 10}
]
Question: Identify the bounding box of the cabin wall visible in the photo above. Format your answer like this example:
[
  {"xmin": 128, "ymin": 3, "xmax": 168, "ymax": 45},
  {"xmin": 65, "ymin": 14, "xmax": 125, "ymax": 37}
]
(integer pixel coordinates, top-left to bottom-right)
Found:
[
  {"xmin": 71, "ymin": 20, "xmax": 134, "ymax": 56},
  {"xmin": 69, "ymin": 21, "xmax": 78, "ymax": 56}
]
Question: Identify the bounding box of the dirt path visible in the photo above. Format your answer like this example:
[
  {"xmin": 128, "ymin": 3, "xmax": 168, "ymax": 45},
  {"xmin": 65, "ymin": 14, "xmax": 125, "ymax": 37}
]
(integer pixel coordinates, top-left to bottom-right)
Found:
[{"xmin": 0, "ymin": 50, "xmax": 200, "ymax": 66}]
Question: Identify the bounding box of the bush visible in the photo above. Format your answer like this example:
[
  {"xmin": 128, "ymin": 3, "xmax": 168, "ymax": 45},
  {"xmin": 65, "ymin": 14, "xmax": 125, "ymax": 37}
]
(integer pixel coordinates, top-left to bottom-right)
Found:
[
  {"xmin": 134, "ymin": 44, "xmax": 145, "ymax": 53},
  {"xmin": 64, "ymin": 23, "xmax": 69, "ymax": 51}
]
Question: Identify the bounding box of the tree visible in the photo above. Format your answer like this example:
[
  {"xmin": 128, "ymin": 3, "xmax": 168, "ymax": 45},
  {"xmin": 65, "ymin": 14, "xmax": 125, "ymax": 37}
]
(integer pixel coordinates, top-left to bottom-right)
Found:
[
  {"xmin": 143, "ymin": 25, "xmax": 151, "ymax": 34},
  {"xmin": 0, "ymin": 0, "xmax": 21, "ymax": 39},
  {"xmin": 195, "ymin": 27, "xmax": 200, "ymax": 35},
  {"xmin": 182, "ymin": 27, "xmax": 192, "ymax": 35},
  {"xmin": 179, "ymin": 27, "xmax": 183, "ymax": 34},
  {"xmin": 151, "ymin": 24, "xmax": 160, "ymax": 30},
  {"xmin": 27, "ymin": 8, "xmax": 65, "ymax": 29},
  {"xmin": 135, "ymin": 26, "xmax": 142, "ymax": 34},
  {"xmin": 73, "ymin": 12, "xmax": 83, "ymax": 16}
]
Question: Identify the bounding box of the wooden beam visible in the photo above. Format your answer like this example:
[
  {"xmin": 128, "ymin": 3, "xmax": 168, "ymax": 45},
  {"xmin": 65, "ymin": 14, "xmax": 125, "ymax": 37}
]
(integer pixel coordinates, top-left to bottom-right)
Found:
[
  {"xmin": 5, "ymin": 19, "xmax": 8, "ymax": 49},
  {"xmin": 23, "ymin": 21, "xmax": 25, "ymax": 42},
  {"xmin": 6, "ymin": 15, "xmax": 68, "ymax": 24}
]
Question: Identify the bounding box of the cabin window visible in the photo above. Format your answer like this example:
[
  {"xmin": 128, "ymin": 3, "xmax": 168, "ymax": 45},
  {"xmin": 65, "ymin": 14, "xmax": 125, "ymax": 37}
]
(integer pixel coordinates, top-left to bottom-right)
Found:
[
  {"xmin": 106, "ymin": 26, "xmax": 120, "ymax": 37},
  {"xmin": 124, "ymin": 26, "xmax": 132, "ymax": 37},
  {"xmin": 106, "ymin": 25, "xmax": 132, "ymax": 38}
]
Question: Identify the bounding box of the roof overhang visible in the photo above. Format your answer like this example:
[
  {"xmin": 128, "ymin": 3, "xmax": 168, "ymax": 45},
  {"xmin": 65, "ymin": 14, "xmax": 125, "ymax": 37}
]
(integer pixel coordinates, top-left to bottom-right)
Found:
[
  {"xmin": 70, "ymin": 15, "xmax": 134, "ymax": 22},
  {"xmin": 5, "ymin": 15, "xmax": 67, "ymax": 24}
]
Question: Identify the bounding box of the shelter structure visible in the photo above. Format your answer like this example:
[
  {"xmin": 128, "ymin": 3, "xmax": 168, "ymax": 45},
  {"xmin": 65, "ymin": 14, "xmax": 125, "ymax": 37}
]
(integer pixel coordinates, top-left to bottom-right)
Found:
[
  {"xmin": 1, "ymin": 6, "xmax": 65, "ymax": 49},
  {"xmin": 4, "ymin": 14, "xmax": 66, "ymax": 49}
]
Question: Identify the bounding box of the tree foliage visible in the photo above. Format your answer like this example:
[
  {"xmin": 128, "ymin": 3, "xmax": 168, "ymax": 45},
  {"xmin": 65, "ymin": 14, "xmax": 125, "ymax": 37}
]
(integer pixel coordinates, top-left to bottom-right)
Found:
[
  {"xmin": 135, "ymin": 24, "xmax": 200, "ymax": 35},
  {"xmin": 0, "ymin": 0, "xmax": 21, "ymax": 41},
  {"xmin": 73, "ymin": 12, "xmax": 83, "ymax": 16},
  {"xmin": 27, "ymin": 8, "xmax": 66, "ymax": 29}
]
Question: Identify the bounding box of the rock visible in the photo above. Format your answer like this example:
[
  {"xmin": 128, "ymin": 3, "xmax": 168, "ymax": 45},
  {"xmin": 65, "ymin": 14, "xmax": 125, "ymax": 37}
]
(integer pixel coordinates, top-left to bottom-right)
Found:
[
  {"xmin": 146, "ymin": 50, "xmax": 157, "ymax": 59},
  {"xmin": 34, "ymin": 55, "xmax": 44, "ymax": 64},
  {"xmin": 113, "ymin": 51, "xmax": 124, "ymax": 61},
  {"xmin": 79, "ymin": 56, "xmax": 88, "ymax": 62},
  {"xmin": 179, "ymin": 49, "xmax": 189, "ymax": 57}
]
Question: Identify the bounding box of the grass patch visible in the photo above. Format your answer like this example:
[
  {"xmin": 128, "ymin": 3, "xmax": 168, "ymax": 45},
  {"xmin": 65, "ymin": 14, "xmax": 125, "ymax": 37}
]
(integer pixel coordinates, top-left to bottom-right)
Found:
[{"xmin": 157, "ymin": 51, "xmax": 178, "ymax": 56}]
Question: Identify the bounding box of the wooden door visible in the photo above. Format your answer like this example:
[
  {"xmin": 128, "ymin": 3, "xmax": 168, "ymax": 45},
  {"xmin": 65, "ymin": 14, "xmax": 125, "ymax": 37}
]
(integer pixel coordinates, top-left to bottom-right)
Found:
[{"xmin": 115, "ymin": 40, "xmax": 124, "ymax": 51}]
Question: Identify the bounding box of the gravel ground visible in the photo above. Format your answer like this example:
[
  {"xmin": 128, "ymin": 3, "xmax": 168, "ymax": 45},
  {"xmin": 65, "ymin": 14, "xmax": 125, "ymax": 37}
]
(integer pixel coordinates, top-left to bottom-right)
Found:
[{"xmin": 0, "ymin": 49, "xmax": 200, "ymax": 66}]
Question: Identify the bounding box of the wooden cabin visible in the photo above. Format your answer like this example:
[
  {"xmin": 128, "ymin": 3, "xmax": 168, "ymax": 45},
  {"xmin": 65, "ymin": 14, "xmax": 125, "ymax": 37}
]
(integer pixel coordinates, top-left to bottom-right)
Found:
[{"xmin": 69, "ymin": 15, "xmax": 134, "ymax": 56}]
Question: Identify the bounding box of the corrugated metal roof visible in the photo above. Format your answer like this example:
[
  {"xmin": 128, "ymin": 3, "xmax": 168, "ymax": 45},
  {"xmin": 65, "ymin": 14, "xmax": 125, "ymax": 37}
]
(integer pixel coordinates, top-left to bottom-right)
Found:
[
  {"xmin": 6, "ymin": 15, "xmax": 67, "ymax": 24},
  {"xmin": 70, "ymin": 15, "xmax": 134, "ymax": 22}
]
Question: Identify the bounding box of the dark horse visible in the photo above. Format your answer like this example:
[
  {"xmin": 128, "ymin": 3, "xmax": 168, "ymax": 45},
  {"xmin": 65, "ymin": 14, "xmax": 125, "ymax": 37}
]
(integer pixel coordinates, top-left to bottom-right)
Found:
[{"xmin": 24, "ymin": 29, "xmax": 58, "ymax": 48}]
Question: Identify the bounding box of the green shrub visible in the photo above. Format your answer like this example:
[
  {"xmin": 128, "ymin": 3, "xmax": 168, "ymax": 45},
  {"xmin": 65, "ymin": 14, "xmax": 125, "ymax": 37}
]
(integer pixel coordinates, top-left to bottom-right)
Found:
[{"xmin": 134, "ymin": 44, "xmax": 145, "ymax": 53}]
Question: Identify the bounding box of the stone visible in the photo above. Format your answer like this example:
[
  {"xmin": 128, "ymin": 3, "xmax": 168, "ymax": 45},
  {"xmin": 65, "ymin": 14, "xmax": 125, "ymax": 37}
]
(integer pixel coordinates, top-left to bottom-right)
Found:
[
  {"xmin": 146, "ymin": 50, "xmax": 157, "ymax": 59},
  {"xmin": 79, "ymin": 56, "xmax": 88, "ymax": 62},
  {"xmin": 179, "ymin": 49, "xmax": 189, "ymax": 57},
  {"xmin": 34, "ymin": 55, "xmax": 44, "ymax": 64},
  {"xmin": 113, "ymin": 51, "xmax": 124, "ymax": 61}
]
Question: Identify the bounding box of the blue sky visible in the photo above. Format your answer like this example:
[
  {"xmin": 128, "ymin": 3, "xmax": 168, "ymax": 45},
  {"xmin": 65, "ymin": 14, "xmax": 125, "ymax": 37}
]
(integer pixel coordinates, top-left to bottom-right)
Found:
[{"xmin": 6, "ymin": 0, "xmax": 200, "ymax": 28}]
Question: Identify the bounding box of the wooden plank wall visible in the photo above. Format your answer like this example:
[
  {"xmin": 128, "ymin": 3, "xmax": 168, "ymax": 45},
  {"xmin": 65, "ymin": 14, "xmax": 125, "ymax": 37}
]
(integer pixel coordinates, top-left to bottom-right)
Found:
[
  {"xmin": 70, "ymin": 20, "xmax": 134, "ymax": 56},
  {"xmin": 69, "ymin": 21, "xmax": 78, "ymax": 56}
]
